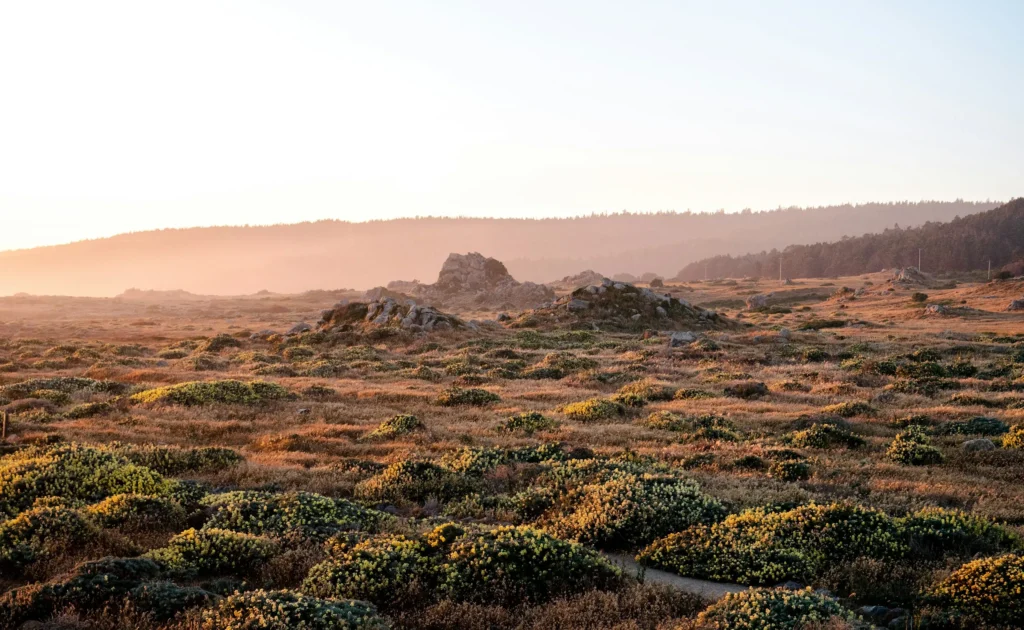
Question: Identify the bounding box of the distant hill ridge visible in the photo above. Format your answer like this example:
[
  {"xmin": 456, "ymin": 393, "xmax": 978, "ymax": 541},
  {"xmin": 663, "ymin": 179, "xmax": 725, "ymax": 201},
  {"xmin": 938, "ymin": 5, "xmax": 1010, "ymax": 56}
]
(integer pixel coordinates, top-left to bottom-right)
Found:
[
  {"xmin": 0, "ymin": 200, "xmax": 997, "ymax": 296},
  {"xmin": 674, "ymin": 198, "xmax": 1023, "ymax": 281}
]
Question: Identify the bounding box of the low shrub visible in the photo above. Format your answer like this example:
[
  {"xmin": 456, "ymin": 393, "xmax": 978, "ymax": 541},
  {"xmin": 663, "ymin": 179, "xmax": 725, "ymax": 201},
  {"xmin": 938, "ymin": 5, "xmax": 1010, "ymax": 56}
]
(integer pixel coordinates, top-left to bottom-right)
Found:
[
  {"xmin": 437, "ymin": 526, "xmax": 622, "ymax": 605},
  {"xmin": 695, "ymin": 587, "xmax": 856, "ymax": 629},
  {"xmin": 499, "ymin": 411, "xmax": 558, "ymax": 435},
  {"xmin": 790, "ymin": 423, "xmax": 865, "ymax": 449},
  {"xmin": 930, "ymin": 553, "xmax": 1024, "ymax": 627},
  {"xmin": 64, "ymin": 401, "xmax": 114, "ymax": 419},
  {"xmin": 354, "ymin": 461, "xmax": 477, "ymax": 504},
  {"xmin": 820, "ymin": 401, "xmax": 873, "ymax": 417},
  {"xmin": 85, "ymin": 493, "xmax": 186, "ymax": 531},
  {"xmin": 1002, "ymin": 425, "xmax": 1024, "ymax": 449},
  {"xmin": 639, "ymin": 503, "xmax": 906, "ymax": 585},
  {"xmin": 303, "ymin": 534, "xmax": 434, "ymax": 607},
  {"xmin": 768, "ymin": 460, "xmax": 811, "ymax": 481},
  {"xmin": 674, "ymin": 388, "xmax": 716, "ymax": 400},
  {"xmin": 615, "ymin": 378, "xmax": 676, "ymax": 402},
  {"xmin": 200, "ymin": 589, "xmax": 388, "ymax": 630},
  {"xmin": 365, "ymin": 414, "xmax": 423, "ymax": 440},
  {"xmin": 543, "ymin": 473, "xmax": 724, "ymax": 549},
  {"xmin": 560, "ymin": 398, "xmax": 625, "ymax": 423},
  {"xmin": 900, "ymin": 507, "xmax": 1020, "ymax": 559},
  {"xmin": 723, "ymin": 381, "xmax": 769, "ymax": 399},
  {"xmin": 202, "ymin": 490, "xmax": 388, "ymax": 540},
  {"xmin": 887, "ymin": 426, "xmax": 943, "ymax": 466},
  {"xmin": 130, "ymin": 380, "xmax": 294, "ymax": 406},
  {"xmin": 145, "ymin": 527, "xmax": 278, "ymax": 577},
  {"xmin": 436, "ymin": 387, "xmax": 501, "ymax": 407},
  {"xmin": 936, "ymin": 416, "xmax": 1009, "ymax": 436},
  {"xmin": 0, "ymin": 505, "xmax": 99, "ymax": 575},
  {"xmin": 108, "ymin": 443, "xmax": 244, "ymax": 475},
  {"xmin": 798, "ymin": 319, "xmax": 845, "ymax": 330}
]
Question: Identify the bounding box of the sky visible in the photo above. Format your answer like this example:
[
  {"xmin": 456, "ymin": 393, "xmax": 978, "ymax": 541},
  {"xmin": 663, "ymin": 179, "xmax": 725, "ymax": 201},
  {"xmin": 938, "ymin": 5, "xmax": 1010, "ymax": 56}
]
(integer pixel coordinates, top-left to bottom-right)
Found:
[{"xmin": 0, "ymin": 0, "xmax": 1021, "ymax": 252}]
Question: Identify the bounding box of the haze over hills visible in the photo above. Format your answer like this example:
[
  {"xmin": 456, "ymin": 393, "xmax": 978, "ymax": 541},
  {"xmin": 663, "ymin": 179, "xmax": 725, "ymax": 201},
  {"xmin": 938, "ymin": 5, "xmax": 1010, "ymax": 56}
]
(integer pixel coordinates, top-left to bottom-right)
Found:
[
  {"xmin": 0, "ymin": 200, "xmax": 997, "ymax": 297},
  {"xmin": 675, "ymin": 198, "xmax": 1024, "ymax": 281}
]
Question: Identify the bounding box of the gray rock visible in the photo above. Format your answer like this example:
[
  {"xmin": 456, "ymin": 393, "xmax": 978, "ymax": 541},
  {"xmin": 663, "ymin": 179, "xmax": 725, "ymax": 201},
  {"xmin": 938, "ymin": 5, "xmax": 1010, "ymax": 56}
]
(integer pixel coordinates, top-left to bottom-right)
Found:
[
  {"xmin": 778, "ymin": 328, "xmax": 792, "ymax": 340},
  {"xmin": 776, "ymin": 581, "xmax": 803, "ymax": 590},
  {"xmin": 669, "ymin": 331, "xmax": 697, "ymax": 347},
  {"xmin": 858, "ymin": 605, "xmax": 889, "ymax": 619},
  {"xmin": 962, "ymin": 438, "xmax": 996, "ymax": 452},
  {"xmin": 745, "ymin": 293, "xmax": 771, "ymax": 310},
  {"xmin": 655, "ymin": 306, "xmax": 668, "ymax": 318},
  {"xmin": 1008, "ymin": 298, "xmax": 1024, "ymax": 311},
  {"xmin": 287, "ymin": 322, "xmax": 312, "ymax": 335},
  {"xmin": 566, "ymin": 298, "xmax": 591, "ymax": 312},
  {"xmin": 496, "ymin": 313, "xmax": 511, "ymax": 322},
  {"xmin": 925, "ymin": 304, "xmax": 947, "ymax": 314}
]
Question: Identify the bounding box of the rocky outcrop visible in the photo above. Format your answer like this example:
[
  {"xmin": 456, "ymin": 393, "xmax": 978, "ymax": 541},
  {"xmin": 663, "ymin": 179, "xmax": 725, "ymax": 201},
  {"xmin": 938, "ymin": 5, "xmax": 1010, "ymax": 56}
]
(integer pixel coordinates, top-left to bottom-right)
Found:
[
  {"xmin": 745, "ymin": 288, "xmax": 833, "ymax": 311},
  {"xmin": 318, "ymin": 298, "xmax": 463, "ymax": 333},
  {"xmin": 508, "ymin": 278, "xmax": 732, "ymax": 332},
  {"xmin": 546, "ymin": 270, "xmax": 606, "ymax": 292},
  {"xmin": 386, "ymin": 253, "xmax": 554, "ymax": 311}
]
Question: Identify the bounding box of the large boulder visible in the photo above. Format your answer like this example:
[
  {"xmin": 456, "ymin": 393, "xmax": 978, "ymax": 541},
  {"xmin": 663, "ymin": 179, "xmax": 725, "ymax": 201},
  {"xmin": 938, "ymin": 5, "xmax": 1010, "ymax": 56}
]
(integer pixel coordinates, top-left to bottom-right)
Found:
[
  {"xmin": 546, "ymin": 270, "xmax": 606, "ymax": 292},
  {"xmin": 318, "ymin": 298, "xmax": 463, "ymax": 333},
  {"xmin": 1007, "ymin": 298, "xmax": 1024, "ymax": 311}
]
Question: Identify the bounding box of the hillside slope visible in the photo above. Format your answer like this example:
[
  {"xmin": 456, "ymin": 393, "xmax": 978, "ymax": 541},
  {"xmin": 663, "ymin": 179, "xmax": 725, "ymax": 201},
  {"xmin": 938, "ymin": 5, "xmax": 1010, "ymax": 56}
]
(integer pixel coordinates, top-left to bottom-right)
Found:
[
  {"xmin": 674, "ymin": 199, "xmax": 1023, "ymax": 281},
  {"xmin": 0, "ymin": 201, "xmax": 996, "ymax": 296}
]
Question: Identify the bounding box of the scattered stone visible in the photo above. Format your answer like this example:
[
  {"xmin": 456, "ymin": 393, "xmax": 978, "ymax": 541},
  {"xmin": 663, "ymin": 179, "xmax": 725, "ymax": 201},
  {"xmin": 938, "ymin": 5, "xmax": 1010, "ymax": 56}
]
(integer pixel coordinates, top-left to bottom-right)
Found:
[
  {"xmin": 318, "ymin": 298, "xmax": 464, "ymax": 334},
  {"xmin": 297, "ymin": 408, "xmax": 311, "ymax": 416},
  {"xmin": 286, "ymin": 322, "xmax": 312, "ymax": 335},
  {"xmin": 1007, "ymin": 298, "xmax": 1024, "ymax": 311},
  {"xmin": 566, "ymin": 298, "xmax": 591, "ymax": 312},
  {"xmin": 546, "ymin": 269, "xmax": 606, "ymax": 291},
  {"xmin": 925, "ymin": 304, "xmax": 947, "ymax": 315},
  {"xmin": 669, "ymin": 331, "xmax": 697, "ymax": 347},
  {"xmin": 776, "ymin": 581, "xmax": 803, "ymax": 590},
  {"xmin": 496, "ymin": 313, "xmax": 511, "ymax": 322}
]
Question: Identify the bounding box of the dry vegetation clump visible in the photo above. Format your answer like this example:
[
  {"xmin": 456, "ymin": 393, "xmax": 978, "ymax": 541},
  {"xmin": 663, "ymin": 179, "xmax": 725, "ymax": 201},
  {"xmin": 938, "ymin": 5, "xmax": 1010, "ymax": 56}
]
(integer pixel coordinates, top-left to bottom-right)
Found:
[{"xmin": 2, "ymin": 271, "xmax": 1024, "ymax": 628}]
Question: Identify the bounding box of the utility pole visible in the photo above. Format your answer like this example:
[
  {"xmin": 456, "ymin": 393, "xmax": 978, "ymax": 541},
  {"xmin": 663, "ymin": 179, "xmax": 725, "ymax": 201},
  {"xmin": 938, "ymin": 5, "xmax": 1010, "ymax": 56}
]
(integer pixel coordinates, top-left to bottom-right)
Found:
[
  {"xmin": 918, "ymin": 248, "xmax": 922, "ymax": 271},
  {"xmin": 779, "ymin": 256, "xmax": 783, "ymax": 283},
  {"xmin": 988, "ymin": 260, "xmax": 992, "ymax": 281},
  {"xmin": 704, "ymin": 263, "xmax": 708, "ymax": 281}
]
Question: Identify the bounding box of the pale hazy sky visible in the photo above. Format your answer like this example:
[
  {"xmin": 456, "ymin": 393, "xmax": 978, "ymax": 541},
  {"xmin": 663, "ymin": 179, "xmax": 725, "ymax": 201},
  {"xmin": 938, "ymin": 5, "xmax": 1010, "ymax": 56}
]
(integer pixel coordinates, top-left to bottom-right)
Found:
[{"xmin": 1, "ymin": 1, "xmax": 1021, "ymax": 251}]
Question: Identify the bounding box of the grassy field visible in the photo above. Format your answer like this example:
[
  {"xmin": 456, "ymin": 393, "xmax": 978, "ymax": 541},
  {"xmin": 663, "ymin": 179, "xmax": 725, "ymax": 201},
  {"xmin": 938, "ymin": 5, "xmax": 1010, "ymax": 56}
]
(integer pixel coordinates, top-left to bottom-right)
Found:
[{"xmin": 1, "ymin": 272, "xmax": 1022, "ymax": 629}]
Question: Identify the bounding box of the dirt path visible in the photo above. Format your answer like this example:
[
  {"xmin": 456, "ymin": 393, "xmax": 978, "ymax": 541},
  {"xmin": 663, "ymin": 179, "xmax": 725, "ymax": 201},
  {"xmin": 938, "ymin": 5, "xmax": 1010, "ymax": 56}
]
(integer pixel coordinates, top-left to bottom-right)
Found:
[{"xmin": 602, "ymin": 553, "xmax": 749, "ymax": 601}]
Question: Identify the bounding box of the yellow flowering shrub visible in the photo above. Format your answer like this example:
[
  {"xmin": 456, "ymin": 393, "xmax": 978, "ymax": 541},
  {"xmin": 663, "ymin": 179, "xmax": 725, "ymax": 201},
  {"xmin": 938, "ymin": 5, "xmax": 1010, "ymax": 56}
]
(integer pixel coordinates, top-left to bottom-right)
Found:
[
  {"xmin": 695, "ymin": 587, "xmax": 856, "ymax": 629},
  {"xmin": 129, "ymin": 380, "xmax": 294, "ymax": 406},
  {"xmin": 85, "ymin": 493, "xmax": 186, "ymax": 531},
  {"xmin": 930, "ymin": 553, "xmax": 1024, "ymax": 626},
  {"xmin": 145, "ymin": 527, "xmax": 279, "ymax": 577},
  {"xmin": 200, "ymin": 589, "xmax": 388, "ymax": 630},
  {"xmin": 201, "ymin": 490, "xmax": 390, "ymax": 540},
  {"xmin": 0, "ymin": 505, "xmax": 99, "ymax": 576}
]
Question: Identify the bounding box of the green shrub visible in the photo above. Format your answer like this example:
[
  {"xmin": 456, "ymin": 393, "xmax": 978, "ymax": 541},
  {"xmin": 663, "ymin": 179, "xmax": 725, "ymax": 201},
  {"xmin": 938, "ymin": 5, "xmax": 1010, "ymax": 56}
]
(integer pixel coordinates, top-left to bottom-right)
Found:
[
  {"xmin": 303, "ymin": 535, "xmax": 434, "ymax": 607},
  {"xmin": 29, "ymin": 389, "xmax": 73, "ymax": 406},
  {"xmin": 354, "ymin": 461, "xmax": 476, "ymax": 504},
  {"xmin": 790, "ymin": 423, "xmax": 865, "ymax": 449},
  {"xmin": 615, "ymin": 378, "xmax": 676, "ymax": 402},
  {"xmin": 365, "ymin": 414, "xmax": 422, "ymax": 440},
  {"xmin": 936, "ymin": 416, "xmax": 1009, "ymax": 436},
  {"xmin": 768, "ymin": 460, "xmax": 811, "ymax": 481},
  {"xmin": 108, "ymin": 443, "xmax": 244, "ymax": 475},
  {"xmin": 900, "ymin": 507, "xmax": 1020, "ymax": 559},
  {"xmin": 499, "ymin": 411, "xmax": 558, "ymax": 435},
  {"xmin": 543, "ymin": 473, "xmax": 724, "ymax": 549},
  {"xmin": 202, "ymin": 490, "xmax": 388, "ymax": 540},
  {"xmin": 0, "ymin": 505, "xmax": 99, "ymax": 575},
  {"xmin": 798, "ymin": 319, "xmax": 845, "ymax": 330},
  {"xmin": 199, "ymin": 334, "xmax": 244, "ymax": 353},
  {"xmin": 64, "ymin": 401, "xmax": 113, "ymax": 419},
  {"xmin": 560, "ymin": 398, "xmax": 625, "ymax": 423},
  {"xmin": 674, "ymin": 388, "xmax": 716, "ymax": 400},
  {"xmin": 930, "ymin": 553, "xmax": 1024, "ymax": 627},
  {"xmin": 130, "ymin": 380, "xmax": 294, "ymax": 406},
  {"xmin": 435, "ymin": 387, "xmax": 501, "ymax": 407},
  {"xmin": 723, "ymin": 381, "xmax": 769, "ymax": 399},
  {"xmin": 85, "ymin": 493, "xmax": 185, "ymax": 531},
  {"xmin": 0, "ymin": 377, "xmax": 127, "ymax": 401},
  {"xmin": 887, "ymin": 426, "xmax": 943, "ymax": 466},
  {"xmin": 820, "ymin": 401, "xmax": 873, "ymax": 417},
  {"xmin": 0, "ymin": 443, "xmax": 172, "ymax": 518},
  {"xmin": 200, "ymin": 589, "xmax": 387, "ymax": 630},
  {"xmin": 696, "ymin": 587, "xmax": 856, "ymax": 629},
  {"xmin": 801, "ymin": 348, "xmax": 829, "ymax": 362},
  {"xmin": 437, "ymin": 526, "xmax": 621, "ymax": 605},
  {"xmin": 145, "ymin": 527, "xmax": 278, "ymax": 577},
  {"xmin": 639, "ymin": 503, "xmax": 907, "ymax": 585}
]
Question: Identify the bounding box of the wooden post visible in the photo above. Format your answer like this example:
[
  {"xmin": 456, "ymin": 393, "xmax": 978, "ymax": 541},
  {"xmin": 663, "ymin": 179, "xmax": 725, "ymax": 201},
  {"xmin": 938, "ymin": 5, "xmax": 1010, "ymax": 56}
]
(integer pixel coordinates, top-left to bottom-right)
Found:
[{"xmin": 1, "ymin": 411, "xmax": 7, "ymax": 443}]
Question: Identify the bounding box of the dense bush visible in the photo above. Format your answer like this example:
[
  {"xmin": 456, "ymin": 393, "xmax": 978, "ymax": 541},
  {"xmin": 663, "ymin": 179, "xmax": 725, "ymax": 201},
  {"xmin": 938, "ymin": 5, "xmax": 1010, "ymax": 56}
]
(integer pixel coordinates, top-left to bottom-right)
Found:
[
  {"xmin": 900, "ymin": 507, "xmax": 1020, "ymax": 559},
  {"xmin": 820, "ymin": 401, "xmax": 873, "ymax": 417},
  {"xmin": 936, "ymin": 416, "xmax": 1009, "ymax": 436},
  {"xmin": 0, "ymin": 377, "xmax": 127, "ymax": 401},
  {"xmin": 355, "ymin": 461, "xmax": 476, "ymax": 504},
  {"xmin": 436, "ymin": 387, "xmax": 501, "ymax": 407},
  {"xmin": 1003, "ymin": 425, "xmax": 1024, "ymax": 449},
  {"xmin": 930, "ymin": 553, "xmax": 1024, "ymax": 627},
  {"xmin": 304, "ymin": 534, "xmax": 434, "ymax": 607},
  {"xmin": 0, "ymin": 505, "xmax": 99, "ymax": 575},
  {"xmin": 200, "ymin": 589, "xmax": 388, "ymax": 630},
  {"xmin": 768, "ymin": 459, "xmax": 811, "ymax": 481},
  {"xmin": 888, "ymin": 425, "xmax": 943, "ymax": 465},
  {"xmin": 145, "ymin": 527, "xmax": 278, "ymax": 577},
  {"xmin": 108, "ymin": 442, "xmax": 245, "ymax": 475},
  {"xmin": 64, "ymin": 401, "xmax": 114, "ymax": 419},
  {"xmin": 130, "ymin": 380, "xmax": 294, "ymax": 405},
  {"xmin": 723, "ymin": 381, "xmax": 769, "ymax": 399},
  {"xmin": 543, "ymin": 473, "xmax": 724, "ymax": 549},
  {"xmin": 674, "ymin": 388, "xmax": 716, "ymax": 400},
  {"xmin": 639, "ymin": 503, "xmax": 907, "ymax": 585},
  {"xmin": 695, "ymin": 587, "xmax": 856, "ymax": 629},
  {"xmin": 437, "ymin": 526, "xmax": 621, "ymax": 605},
  {"xmin": 365, "ymin": 414, "xmax": 423, "ymax": 440},
  {"xmin": 202, "ymin": 490, "xmax": 389, "ymax": 540},
  {"xmin": 560, "ymin": 398, "xmax": 625, "ymax": 423},
  {"xmin": 615, "ymin": 378, "xmax": 676, "ymax": 402},
  {"xmin": 790, "ymin": 423, "xmax": 865, "ymax": 449},
  {"xmin": 499, "ymin": 411, "xmax": 558, "ymax": 435},
  {"xmin": 0, "ymin": 443, "xmax": 172, "ymax": 518},
  {"xmin": 85, "ymin": 493, "xmax": 185, "ymax": 531}
]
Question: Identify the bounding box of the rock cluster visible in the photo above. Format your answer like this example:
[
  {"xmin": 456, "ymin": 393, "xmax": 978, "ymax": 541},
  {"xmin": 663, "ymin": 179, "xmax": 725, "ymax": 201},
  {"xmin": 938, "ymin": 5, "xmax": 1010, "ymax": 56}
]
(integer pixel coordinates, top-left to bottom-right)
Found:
[
  {"xmin": 509, "ymin": 278, "xmax": 731, "ymax": 332},
  {"xmin": 318, "ymin": 297, "xmax": 463, "ymax": 333},
  {"xmin": 546, "ymin": 269, "xmax": 606, "ymax": 292},
  {"xmin": 387, "ymin": 252, "xmax": 554, "ymax": 311}
]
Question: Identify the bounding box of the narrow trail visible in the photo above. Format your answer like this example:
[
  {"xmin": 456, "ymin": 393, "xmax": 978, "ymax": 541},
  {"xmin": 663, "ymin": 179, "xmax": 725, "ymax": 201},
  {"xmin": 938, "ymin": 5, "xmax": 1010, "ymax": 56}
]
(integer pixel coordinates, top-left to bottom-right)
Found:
[{"xmin": 602, "ymin": 553, "xmax": 749, "ymax": 601}]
